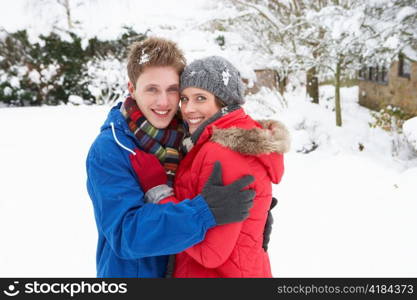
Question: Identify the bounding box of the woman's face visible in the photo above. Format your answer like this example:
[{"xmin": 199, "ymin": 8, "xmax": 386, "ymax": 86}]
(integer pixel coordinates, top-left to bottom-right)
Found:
[{"xmin": 180, "ymin": 87, "xmax": 222, "ymax": 134}]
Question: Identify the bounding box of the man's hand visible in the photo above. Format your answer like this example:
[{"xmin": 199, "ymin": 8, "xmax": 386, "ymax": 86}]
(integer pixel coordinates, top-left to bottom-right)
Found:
[
  {"xmin": 129, "ymin": 149, "xmax": 167, "ymax": 193},
  {"xmin": 201, "ymin": 161, "xmax": 255, "ymax": 225}
]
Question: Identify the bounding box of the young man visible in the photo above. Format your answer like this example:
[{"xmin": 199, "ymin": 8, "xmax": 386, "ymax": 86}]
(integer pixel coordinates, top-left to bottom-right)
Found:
[{"xmin": 86, "ymin": 37, "xmax": 255, "ymax": 278}]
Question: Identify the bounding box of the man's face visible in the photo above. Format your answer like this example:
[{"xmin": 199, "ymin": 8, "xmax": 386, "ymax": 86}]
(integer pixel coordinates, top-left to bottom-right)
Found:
[{"xmin": 128, "ymin": 66, "xmax": 180, "ymax": 129}]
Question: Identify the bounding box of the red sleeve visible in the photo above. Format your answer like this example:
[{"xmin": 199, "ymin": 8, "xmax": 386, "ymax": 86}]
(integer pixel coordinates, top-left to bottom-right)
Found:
[{"xmin": 159, "ymin": 195, "xmax": 179, "ymax": 205}]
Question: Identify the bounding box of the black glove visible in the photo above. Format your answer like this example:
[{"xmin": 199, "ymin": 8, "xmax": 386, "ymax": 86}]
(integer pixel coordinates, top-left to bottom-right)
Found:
[
  {"xmin": 201, "ymin": 161, "xmax": 255, "ymax": 226},
  {"xmin": 262, "ymin": 197, "xmax": 278, "ymax": 251},
  {"xmin": 164, "ymin": 255, "xmax": 175, "ymax": 278}
]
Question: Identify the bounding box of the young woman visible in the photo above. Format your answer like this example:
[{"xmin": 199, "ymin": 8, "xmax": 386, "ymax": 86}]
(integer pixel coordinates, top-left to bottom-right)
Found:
[{"xmin": 134, "ymin": 56, "xmax": 290, "ymax": 277}]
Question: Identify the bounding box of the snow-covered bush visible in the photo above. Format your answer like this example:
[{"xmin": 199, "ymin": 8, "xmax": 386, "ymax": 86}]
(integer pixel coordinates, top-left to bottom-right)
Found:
[
  {"xmin": 86, "ymin": 57, "xmax": 127, "ymax": 105},
  {"xmin": 403, "ymin": 117, "xmax": 417, "ymax": 154},
  {"xmin": 369, "ymin": 105, "xmax": 415, "ymax": 157},
  {"xmin": 292, "ymin": 117, "xmax": 320, "ymax": 154},
  {"xmin": 0, "ymin": 27, "xmax": 146, "ymax": 106},
  {"xmin": 243, "ymin": 87, "xmax": 287, "ymax": 120},
  {"xmin": 0, "ymin": 30, "xmax": 93, "ymax": 105},
  {"xmin": 369, "ymin": 105, "xmax": 410, "ymax": 134}
]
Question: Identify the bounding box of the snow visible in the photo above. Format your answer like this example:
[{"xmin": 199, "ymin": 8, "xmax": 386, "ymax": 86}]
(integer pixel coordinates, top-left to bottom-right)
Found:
[
  {"xmin": 9, "ymin": 77, "xmax": 20, "ymax": 89},
  {"xmin": 28, "ymin": 70, "xmax": 41, "ymax": 85},
  {"xmin": 139, "ymin": 53, "xmax": 150, "ymax": 65},
  {"xmin": 86, "ymin": 58, "xmax": 127, "ymax": 104},
  {"xmin": 4, "ymin": 86, "xmax": 12, "ymax": 96},
  {"xmin": 403, "ymin": 117, "xmax": 417, "ymax": 152},
  {"xmin": 0, "ymin": 105, "xmax": 107, "ymax": 276},
  {"xmin": 0, "ymin": 0, "xmax": 210, "ymax": 41},
  {"xmin": 396, "ymin": 6, "xmax": 417, "ymax": 22},
  {"xmin": 265, "ymin": 88, "xmax": 417, "ymax": 277},
  {"xmin": 40, "ymin": 64, "xmax": 59, "ymax": 82},
  {"xmin": 222, "ymin": 69, "xmax": 231, "ymax": 86},
  {"xmin": 68, "ymin": 95, "xmax": 84, "ymax": 105},
  {"xmin": 403, "ymin": 45, "xmax": 417, "ymax": 62},
  {"xmin": 1, "ymin": 0, "xmax": 417, "ymax": 278},
  {"xmin": 0, "ymin": 85, "xmax": 416, "ymax": 277}
]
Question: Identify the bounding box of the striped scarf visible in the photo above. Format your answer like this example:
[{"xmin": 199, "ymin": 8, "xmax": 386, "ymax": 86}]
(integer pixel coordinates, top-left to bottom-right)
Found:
[{"xmin": 121, "ymin": 95, "xmax": 185, "ymax": 187}]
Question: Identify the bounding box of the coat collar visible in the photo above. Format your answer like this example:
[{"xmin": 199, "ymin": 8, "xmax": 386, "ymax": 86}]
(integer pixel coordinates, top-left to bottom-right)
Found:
[
  {"xmin": 195, "ymin": 108, "xmax": 290, "ymax": 156},
  {"xmin": 211, "ymin": 119, "xmax": 290, "ymax": 155}
]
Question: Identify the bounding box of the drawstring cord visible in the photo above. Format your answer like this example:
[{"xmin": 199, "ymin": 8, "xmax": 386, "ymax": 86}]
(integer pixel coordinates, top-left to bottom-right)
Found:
[{"xmin": 110, "ymin": 122, "xmax": 136, "ymax": 155}]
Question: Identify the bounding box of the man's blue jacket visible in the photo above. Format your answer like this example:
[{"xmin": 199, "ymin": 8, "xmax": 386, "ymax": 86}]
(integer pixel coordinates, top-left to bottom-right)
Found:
[{"xmin": 86, "ymin": 103, "xmax": 216, "ymax": 277}]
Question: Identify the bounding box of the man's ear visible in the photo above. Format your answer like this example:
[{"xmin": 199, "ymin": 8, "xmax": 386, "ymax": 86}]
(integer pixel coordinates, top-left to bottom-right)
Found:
[{"xmin": 128, "ymin": 81, "xmax": 135, "ymax": 95}]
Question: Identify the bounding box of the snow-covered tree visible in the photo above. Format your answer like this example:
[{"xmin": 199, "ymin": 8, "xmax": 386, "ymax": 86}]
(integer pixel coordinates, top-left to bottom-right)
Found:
[
  {"xmin": 225, "ymin": 0, "xmax": 364, "ymax": 125},
  {"xmin": 224, "ymin": 0, "xmax": 313, "ymax": 99},
  {"xmin": 25, "ymin": 0, "xmax": 97, "ymax": 31},
  {"xmin": 362, "ymin": 0, "xmax": 417, "ymax": 63},
  {"xmin": 224, "ymin": 0, "xmax": 416, "ymax": 127},
  {"xmin": 305, "ymin": 1, "xmax": 369, "ymax": 126}
]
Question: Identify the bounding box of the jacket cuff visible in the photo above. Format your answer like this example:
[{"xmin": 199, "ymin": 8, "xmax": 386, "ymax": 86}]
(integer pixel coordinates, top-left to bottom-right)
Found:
[
  {"xmin": 188, "ymin": 194, "xmax": 217, "ymax": 229},
  {"xmin": 144, "ymin": 184, "xmax": 174, "ymax": 203}
]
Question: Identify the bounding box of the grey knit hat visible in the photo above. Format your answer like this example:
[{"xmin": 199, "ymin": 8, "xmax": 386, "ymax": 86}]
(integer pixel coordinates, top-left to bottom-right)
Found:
[{"xmin": 180, "ymin": 56, "xmax": 245, "ymax": 106}]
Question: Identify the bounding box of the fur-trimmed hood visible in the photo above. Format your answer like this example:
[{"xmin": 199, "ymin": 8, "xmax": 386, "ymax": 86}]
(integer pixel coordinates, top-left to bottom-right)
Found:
[{"xmin": 210, "ymin": 119, "xmax": 291, "ymax": 155}]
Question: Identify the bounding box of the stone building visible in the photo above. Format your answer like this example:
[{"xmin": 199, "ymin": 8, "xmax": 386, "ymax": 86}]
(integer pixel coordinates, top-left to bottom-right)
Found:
[{"xmin": 358, "ymin": 46, "xmax": 417, "ymax": 117}]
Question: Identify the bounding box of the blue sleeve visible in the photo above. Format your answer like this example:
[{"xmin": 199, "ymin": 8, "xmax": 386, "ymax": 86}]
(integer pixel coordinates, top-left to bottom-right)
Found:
[{"xmin": 86, "ymin": 135, "xmax": 216, "ymax": 260}]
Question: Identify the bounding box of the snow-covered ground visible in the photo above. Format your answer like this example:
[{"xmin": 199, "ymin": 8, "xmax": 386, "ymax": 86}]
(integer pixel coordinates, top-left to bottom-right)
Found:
[
  {"xmin": 268, "ymin": 87, "xmax": 417, "ymax": 277},
  {"xmin": 1, "ymin": 85, "xmax": 416, "ymax": 277}
]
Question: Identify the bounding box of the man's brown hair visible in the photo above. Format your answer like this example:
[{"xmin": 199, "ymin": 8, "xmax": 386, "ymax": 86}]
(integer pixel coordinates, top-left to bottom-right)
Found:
[{"xmin": 127, "ymin": 37, "xmax": 186, "ymax": 87}]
